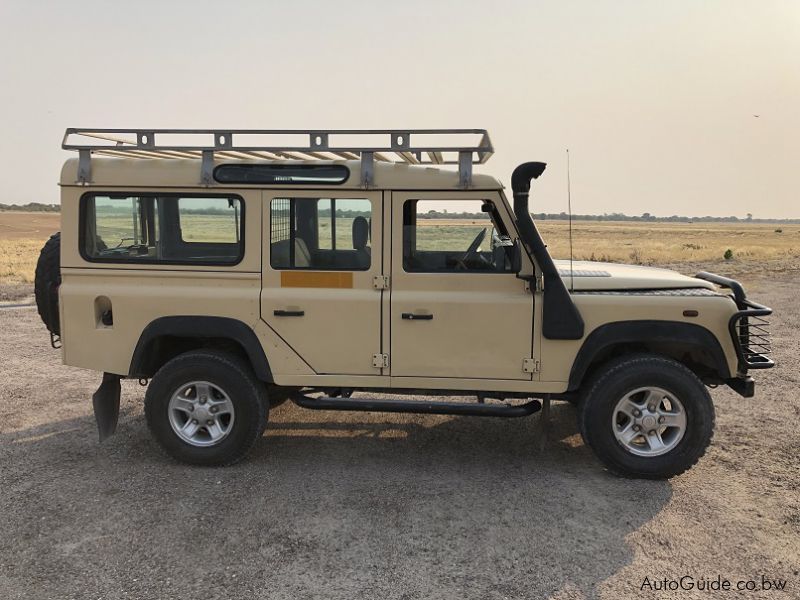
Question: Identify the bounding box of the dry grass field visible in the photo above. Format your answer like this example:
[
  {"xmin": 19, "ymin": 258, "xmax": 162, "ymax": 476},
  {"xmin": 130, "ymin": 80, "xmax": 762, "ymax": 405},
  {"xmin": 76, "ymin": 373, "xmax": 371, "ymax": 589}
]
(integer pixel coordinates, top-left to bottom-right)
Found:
[
  {"xmin": 421, "ymin": 218, "xmax": 800, "ymax": 265},
  {"xmin": 1, "ymin": 211, "xmax": 799, "ymax": 287},
  {"xmin": 0, "ymin": 212, "xmax": 60, "ymax": 285}
]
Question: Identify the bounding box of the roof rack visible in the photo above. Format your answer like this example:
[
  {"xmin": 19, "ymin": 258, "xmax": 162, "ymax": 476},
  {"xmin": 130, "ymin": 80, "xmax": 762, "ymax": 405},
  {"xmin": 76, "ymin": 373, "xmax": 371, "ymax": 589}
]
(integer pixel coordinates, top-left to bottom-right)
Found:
[{"xmin": 62, "ymin": 128, "xmax": 494, "ymax": 188}]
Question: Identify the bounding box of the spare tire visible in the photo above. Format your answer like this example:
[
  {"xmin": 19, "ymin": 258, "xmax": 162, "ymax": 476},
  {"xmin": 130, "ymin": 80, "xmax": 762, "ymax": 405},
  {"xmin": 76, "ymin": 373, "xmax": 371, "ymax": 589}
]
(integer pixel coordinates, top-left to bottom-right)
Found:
[{"xmin": 34, "ymin": 232, "xmax": 61, "ymax": 336}]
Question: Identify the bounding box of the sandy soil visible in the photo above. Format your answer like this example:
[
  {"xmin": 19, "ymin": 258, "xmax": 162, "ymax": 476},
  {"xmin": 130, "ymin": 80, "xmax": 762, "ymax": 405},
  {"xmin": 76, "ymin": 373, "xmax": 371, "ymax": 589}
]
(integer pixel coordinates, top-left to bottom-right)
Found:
[
  {"xmin": 0, "ymin": 271, "xmax": 797, "ymax": 599},
  {"xmin": 0, "ymin": 212, "xmax": 59, "ymax": 239}
]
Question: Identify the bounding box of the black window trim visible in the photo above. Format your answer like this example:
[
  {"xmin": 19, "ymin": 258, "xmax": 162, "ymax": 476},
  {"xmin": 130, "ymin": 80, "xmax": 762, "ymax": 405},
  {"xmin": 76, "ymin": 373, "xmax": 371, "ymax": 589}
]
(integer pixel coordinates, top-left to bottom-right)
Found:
[
  {"xmin": 79, "ymin": 191, "xmax": 246, "ymax": 267},
  {"xmin": 402, "ymin": 198, "xmax": 516, "ymax": 275}
]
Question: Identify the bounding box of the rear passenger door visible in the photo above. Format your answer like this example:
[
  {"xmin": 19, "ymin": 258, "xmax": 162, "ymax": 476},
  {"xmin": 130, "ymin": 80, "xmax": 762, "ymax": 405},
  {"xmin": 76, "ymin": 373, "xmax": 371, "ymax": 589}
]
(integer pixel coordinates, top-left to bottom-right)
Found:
[{"xmin": 260, "ymin": 191, "xmax": 384, "ymax": 375}]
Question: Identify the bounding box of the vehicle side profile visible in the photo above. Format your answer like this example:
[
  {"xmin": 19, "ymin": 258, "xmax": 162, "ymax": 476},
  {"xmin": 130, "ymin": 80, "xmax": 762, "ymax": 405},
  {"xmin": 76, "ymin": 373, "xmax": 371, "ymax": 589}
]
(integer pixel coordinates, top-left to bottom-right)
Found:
[{"xmin": 34, "ymin": 128, "xmax": 774, "ymax": 478}]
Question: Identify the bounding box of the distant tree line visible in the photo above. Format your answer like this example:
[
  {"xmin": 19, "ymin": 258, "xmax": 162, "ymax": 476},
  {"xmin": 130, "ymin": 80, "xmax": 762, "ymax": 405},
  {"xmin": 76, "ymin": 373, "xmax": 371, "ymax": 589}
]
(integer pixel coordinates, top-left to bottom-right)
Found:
[
  {"xmin": 318, "ymin": 208, "xmax": 372, "ymax": 218},
  {"xmin": 423, "ymin": 209, "xmax": 800, "ymax": 224},
  {"xmin": 2, "ymin": 202, "xmax": 797, "ymax": 223},
  {"xmin": 0, "ymin": 202, "xmax": 60, "ymax": 212}
]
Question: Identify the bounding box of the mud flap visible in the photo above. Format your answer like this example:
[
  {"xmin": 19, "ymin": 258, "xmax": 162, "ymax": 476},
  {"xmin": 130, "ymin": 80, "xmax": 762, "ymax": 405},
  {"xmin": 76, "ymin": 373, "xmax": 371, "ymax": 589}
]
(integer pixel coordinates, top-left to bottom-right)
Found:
[{"xmin": 92, "ymin": 373, "xmax": 121, "ymax": 442}]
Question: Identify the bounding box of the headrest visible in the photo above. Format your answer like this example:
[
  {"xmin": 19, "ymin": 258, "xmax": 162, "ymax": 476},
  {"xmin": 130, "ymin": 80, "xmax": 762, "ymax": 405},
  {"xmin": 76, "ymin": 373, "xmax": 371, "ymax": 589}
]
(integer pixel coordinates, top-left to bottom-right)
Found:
[{"xmin": 352, "ymin": 216, "xmax": 369, "ymax": 250}]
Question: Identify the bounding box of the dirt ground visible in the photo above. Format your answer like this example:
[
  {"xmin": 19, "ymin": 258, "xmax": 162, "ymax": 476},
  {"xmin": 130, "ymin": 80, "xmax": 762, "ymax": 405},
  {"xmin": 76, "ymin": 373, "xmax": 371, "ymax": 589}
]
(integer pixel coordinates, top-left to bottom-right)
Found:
[
  {"xmin": 0, "ymin": 212, "xmax": 59, "ymax": 240},
  {"xmin": 0, "ymin": 269, "xmax": 798, "ymax": 599}
]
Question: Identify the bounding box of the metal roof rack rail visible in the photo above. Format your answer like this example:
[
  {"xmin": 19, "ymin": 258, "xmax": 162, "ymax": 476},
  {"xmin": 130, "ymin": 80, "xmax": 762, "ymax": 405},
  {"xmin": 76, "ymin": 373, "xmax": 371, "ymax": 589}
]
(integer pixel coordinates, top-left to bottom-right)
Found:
[{"xmin": 62, "ymin": 128, "xmax": 494, "ymax": 188}]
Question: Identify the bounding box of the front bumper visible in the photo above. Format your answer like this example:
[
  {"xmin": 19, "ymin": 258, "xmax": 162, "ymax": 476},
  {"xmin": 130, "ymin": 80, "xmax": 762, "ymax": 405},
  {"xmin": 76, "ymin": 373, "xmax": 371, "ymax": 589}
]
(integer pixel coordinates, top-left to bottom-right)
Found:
[{"xmin": 695, "ymin": 272, "xmax": 774, "ymax": 396}]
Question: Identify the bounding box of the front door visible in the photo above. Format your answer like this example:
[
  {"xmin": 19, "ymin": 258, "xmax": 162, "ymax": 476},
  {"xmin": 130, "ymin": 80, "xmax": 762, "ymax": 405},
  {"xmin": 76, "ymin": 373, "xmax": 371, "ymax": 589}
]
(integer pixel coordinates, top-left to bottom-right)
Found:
[
  {"xmin": 389, "ymin": 192, "xmax": 534, "ymax": 381},
  {"xmin": 261, "ymin": 191, "xmax": 383, "ymax": 375}
]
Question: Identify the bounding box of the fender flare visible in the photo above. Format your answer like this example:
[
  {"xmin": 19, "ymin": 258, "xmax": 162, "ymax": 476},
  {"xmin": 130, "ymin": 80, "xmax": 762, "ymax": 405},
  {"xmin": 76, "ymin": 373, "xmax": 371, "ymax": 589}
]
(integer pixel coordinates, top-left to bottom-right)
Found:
[
  {"xmin": 129, "ymin": 316, "xmax": 272, "ymax": 382},
  {"xmin": 567, "ymin": 320, "xmax": 731, "ymax": 391}
]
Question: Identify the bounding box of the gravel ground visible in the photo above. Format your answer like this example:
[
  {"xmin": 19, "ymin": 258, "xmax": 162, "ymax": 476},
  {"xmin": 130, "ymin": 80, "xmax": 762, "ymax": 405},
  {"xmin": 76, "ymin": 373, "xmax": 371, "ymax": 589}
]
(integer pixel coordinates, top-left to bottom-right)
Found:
[{"xmin": 0, "ymin": 272, "xmax": 798, "ymax": 600}]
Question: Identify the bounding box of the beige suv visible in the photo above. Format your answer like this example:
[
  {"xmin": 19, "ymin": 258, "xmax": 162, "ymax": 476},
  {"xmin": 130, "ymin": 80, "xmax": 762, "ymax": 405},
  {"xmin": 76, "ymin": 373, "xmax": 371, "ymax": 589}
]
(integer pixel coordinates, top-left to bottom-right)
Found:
[{"xmin": 34, "ymin": 128, "xmax": 774, "ymax": 478}]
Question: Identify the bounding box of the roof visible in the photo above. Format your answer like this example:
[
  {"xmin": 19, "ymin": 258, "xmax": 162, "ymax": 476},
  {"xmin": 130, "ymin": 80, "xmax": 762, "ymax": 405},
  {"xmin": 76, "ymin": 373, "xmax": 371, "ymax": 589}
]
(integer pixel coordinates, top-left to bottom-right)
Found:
[{"xmin": 60, "ymin": 157, "xmax": 504, "ymax": 190}]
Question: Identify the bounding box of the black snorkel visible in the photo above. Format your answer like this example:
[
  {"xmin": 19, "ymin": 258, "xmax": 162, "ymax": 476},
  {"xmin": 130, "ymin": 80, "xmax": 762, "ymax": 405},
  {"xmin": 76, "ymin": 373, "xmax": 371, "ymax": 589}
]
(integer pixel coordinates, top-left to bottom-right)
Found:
[{"xmin": 512, "ymin": 162, "xmax": 584, "ymax": 340}]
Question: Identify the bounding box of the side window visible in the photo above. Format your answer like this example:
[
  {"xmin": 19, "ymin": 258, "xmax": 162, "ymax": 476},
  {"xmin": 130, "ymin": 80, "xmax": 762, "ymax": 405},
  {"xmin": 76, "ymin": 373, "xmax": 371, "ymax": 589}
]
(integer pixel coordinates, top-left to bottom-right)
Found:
[
  {"xmin": 81, "ymin": 194, "xmax": 243, "ymax": 264},
  {"xmin": 270, "ymin": 197, "xmax": 372, "ymax": 270},
  {"xmin": 403, "ymin": 199, "xmax": 514, "ymax": 273},
  {"xmin": 177, "ymin": 198, "xmax": 241, "ymax": 244}
]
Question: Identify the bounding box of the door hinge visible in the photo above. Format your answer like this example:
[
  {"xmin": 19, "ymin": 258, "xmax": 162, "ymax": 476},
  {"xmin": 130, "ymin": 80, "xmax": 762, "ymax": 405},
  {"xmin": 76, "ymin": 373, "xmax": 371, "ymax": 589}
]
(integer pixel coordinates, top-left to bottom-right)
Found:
[
  {"xmin": 372, "ymin": 353, "xmax": 389, "ymax": 368},
  {"xmin": 522, "ymin": 358, "xmax": 540, "ymax": 374},
  {"xmin": 373, "ymin": 275, "xmax": 390, "ymax": 290}
]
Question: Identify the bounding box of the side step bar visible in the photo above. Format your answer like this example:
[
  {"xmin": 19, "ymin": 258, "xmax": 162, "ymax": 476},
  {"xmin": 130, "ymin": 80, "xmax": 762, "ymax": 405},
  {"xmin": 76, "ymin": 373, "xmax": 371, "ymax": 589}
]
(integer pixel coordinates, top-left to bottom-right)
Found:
[{"xmin": 291, "ymin": 393, "xmax": 542, "ymax": 418}]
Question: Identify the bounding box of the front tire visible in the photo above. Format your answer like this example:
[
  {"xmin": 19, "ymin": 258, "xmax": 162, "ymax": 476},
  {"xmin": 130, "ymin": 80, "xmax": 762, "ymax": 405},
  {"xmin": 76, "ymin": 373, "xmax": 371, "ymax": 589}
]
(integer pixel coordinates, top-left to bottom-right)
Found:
[
  {"xmin": 145, "ymin": 351, "xmax": 268, "ymax": 466},
  {"xmin": 578, "ymin": 354, "xmax": 715, "ymax": 479}
]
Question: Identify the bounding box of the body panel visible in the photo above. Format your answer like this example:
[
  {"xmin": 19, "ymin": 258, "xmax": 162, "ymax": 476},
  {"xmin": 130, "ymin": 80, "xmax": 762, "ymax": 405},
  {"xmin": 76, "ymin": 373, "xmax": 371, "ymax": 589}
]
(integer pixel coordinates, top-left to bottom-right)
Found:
[
  {"xmin": 535, "ymin": 292, "xmax": 741, "ymax": 385},
  {"xmin": 259, "ymin": 190, "xmax": 384, "ymax": 376},
  {"xmin": 388, "ymin": 191, "xmax": 535, "ymax": 381},
  {"xmin": 554, "ymin": 259, "xmax": 716, "ymax": 291},
  {"xmin": 57, "ymin": 158, "xmax": 745, "ymax": 395}
]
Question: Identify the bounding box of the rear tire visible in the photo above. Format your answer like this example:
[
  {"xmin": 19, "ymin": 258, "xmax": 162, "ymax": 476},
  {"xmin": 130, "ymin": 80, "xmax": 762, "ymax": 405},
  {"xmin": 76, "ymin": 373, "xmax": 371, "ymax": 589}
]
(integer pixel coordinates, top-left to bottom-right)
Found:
[
  {"xmin": 145, "ymin": 351, "xmax": 268, "ymax": 466},
  {"xmin": 578, "ymin": 354, "xmax": 715, "ymax": 479},
  {"xmin": 34, "ymin": 232, "xmax": 61, "ymax": 335}
]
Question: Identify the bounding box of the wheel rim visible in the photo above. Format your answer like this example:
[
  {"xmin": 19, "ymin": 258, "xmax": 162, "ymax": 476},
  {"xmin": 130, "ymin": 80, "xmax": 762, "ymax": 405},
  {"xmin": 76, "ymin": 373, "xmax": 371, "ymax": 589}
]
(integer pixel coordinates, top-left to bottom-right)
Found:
[
  {"xmin": 168, "ymin": 381, "xmax": 235, "ymax": 447},
  {"xmin": 612, "ymin": 386, "xmax": 687, "ymax": 457}
]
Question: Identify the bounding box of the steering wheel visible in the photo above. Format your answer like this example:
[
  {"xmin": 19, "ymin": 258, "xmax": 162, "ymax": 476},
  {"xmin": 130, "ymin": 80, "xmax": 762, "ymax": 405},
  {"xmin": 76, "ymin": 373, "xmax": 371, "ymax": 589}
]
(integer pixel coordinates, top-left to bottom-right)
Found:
[{"xmin": 456, "ymin": 228, "xmax": 487, "ymax": 270}]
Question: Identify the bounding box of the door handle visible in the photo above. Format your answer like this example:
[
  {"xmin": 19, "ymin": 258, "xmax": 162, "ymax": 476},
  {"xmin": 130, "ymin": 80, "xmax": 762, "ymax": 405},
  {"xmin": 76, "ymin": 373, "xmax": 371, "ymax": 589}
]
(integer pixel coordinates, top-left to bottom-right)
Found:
[
  {"xmin": 274, "ymin": 309, "xmax": 305, "ymax": 317},
  {"xmin": 402, "ymin": 313, "xmax": 433, "ymax": 321}
]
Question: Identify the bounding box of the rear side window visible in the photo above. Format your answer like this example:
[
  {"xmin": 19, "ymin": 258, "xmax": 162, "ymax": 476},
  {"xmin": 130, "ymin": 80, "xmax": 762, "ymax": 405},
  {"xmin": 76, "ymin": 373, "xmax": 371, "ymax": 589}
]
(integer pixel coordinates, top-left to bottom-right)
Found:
[
  {"xmin": 269, "ymin": 197, "xmax": 372, "ymax": 270},
  {"xmin": 81, "ymin": 194, "xmax": 244, "ymax": 265}
]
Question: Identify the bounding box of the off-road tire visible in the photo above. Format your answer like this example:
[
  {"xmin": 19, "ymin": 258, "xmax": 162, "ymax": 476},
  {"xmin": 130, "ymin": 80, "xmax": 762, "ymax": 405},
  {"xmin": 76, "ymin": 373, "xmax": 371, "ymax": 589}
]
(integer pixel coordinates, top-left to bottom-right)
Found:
[
  {"xmin": 34, "ymin": 232, "xmax": 61, "ymax": 335},
  {"xmin": 578, "ymin": 354, "xmax": 715, "ymax": 479},
  {"xmin": 145, "ymin": 351, "xmax": 268, "ymax": 466}
]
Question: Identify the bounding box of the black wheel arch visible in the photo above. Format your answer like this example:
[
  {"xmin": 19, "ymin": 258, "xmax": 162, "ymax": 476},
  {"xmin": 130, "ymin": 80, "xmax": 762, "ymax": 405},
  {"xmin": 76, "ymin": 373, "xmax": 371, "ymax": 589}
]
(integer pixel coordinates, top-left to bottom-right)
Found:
[
  {"xmin": 568, "ymin": 320, "xmax": 731, "ymax": 392},
  {"xmin": 129, "ymin": 316, "xmax": 273, "ymax": 382}
]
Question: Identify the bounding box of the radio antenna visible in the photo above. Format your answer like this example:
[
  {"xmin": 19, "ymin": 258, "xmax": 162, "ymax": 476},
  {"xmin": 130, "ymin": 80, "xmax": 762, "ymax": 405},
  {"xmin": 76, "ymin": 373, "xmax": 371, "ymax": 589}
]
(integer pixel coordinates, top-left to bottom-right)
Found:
[{"xmin": 566, "ymin": 148, "xmax": 574, "ymax": 291}]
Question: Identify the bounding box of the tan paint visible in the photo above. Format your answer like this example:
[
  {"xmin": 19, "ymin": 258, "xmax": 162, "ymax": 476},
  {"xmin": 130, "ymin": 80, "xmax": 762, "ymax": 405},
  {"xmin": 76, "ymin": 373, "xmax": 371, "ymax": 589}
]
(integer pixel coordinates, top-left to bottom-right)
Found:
[
  {"xmin": 260, "ymin": 190, "xmax": 383, "ymax": 376},
  {"xmin": 57, "ymin": 156, "xmax": 745, "ymax": 396},
  {"xmin": 552, "ymin": 259, "xmax": 715, "ymax": 291},
  {"xmin": 388, "ymin": 191, "xmax": 535, "ymax": 381},
  {"xmin": 536, "ymin": 292, "xmax": 741, "ymax": 385}
]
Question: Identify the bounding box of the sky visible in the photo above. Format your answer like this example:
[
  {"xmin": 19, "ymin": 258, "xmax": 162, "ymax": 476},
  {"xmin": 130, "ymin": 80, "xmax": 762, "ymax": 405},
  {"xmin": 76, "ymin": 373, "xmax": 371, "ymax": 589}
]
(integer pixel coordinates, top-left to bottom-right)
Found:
[{"xmin": 0, "ymin": 0, "xmax": 797, "ymax": 218}]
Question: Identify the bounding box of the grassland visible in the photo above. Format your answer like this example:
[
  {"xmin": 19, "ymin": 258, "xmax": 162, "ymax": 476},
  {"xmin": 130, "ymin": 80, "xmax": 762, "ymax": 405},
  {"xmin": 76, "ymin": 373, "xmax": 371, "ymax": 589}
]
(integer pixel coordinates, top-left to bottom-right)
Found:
[{"xmin": 1, "ymin": 211, "xmax": 799, "ymax": 286}]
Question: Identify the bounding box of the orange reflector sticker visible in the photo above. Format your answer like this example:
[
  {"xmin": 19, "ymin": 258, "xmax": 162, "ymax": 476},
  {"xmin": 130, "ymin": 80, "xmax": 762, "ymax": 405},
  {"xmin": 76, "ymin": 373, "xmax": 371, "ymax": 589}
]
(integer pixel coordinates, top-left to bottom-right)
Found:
[{"xmin": 280, "ymin": 271, "xmax": 354, "ymax": 289}]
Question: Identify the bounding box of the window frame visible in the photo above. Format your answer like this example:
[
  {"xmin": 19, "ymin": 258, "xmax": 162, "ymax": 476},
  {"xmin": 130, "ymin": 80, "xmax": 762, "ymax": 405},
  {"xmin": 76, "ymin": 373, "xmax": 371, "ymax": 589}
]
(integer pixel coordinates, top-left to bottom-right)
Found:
[
  {"xmin": 268, "ymin": 196, "xmax": 373, "ymax": 272},
  {"xmin": 402, "ymin": 198, "xmax": 515, "ymax": 275},
  {"xmin": 79, "ymin": 191, "xmax": 246, "ymax": 266}
]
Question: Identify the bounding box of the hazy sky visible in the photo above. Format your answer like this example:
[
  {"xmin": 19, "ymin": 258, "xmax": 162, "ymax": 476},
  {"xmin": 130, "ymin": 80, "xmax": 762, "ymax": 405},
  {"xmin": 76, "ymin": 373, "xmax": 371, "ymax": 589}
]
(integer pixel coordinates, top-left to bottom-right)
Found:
[{"xmin": 0, "ymin": 0, "xmax": 797, "ymax": 218}]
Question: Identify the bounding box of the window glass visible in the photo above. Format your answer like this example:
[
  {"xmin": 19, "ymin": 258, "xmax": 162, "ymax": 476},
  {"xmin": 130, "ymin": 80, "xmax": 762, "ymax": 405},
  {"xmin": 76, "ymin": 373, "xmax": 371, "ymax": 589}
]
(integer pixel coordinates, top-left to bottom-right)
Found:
[
  {"xmin": 214, "ymin": 164, "xmax": 349, "ymax": 184},
  {"xmin": 317, "ymin": 199, "xmax": 333, "ymax": 249},
  {"xmin": 270, "ymin": 198, "xmax": 372, "ymax": 270},
  {"xmin": 403, "ymin": 199, "xmax": 514, "ymax": 273},
  {"xmin": 81, "ymin": 194, "xmax": 243, "ymax": 264},
  {"xmin": 178, "ymin": 198, "xmax": 241, "ymax": 244}
]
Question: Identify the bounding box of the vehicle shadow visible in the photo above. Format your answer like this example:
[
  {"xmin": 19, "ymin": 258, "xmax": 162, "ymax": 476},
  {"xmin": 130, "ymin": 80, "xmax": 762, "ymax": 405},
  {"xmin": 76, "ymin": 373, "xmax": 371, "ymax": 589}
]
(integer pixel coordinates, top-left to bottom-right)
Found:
[{"xmin": 0, "ymin": 399, "xmax": 671, "ymax": 600}]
